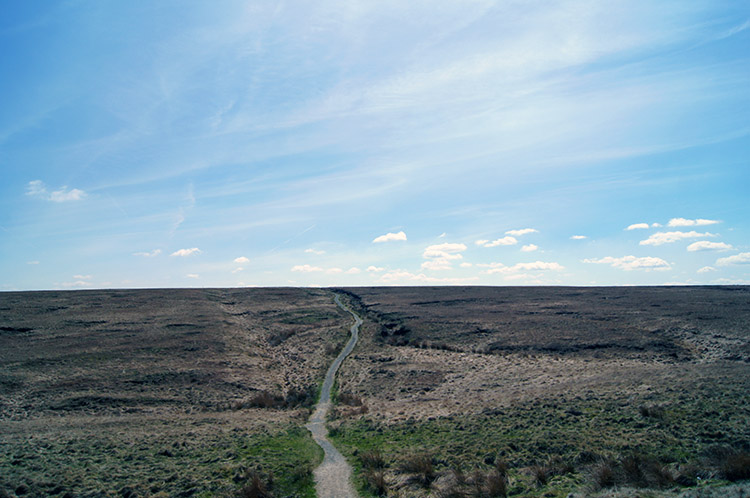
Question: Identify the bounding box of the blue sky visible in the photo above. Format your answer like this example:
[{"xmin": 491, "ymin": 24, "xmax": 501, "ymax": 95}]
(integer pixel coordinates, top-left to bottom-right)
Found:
[{"xmin": 1, "ymin": 1, "xmax": 749, "ymax": 290}]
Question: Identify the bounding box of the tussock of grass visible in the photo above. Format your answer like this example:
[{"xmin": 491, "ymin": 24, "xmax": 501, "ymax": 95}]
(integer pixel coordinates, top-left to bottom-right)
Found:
[{"xmin": 400, "ymin": 453, "xmax": 436, "ymax": 487}]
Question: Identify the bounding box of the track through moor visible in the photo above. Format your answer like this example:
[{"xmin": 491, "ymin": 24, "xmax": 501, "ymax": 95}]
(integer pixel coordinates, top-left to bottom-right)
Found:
[{"xmin": 305, "ymin": 293, "xmax": 361, "ymax": 498}]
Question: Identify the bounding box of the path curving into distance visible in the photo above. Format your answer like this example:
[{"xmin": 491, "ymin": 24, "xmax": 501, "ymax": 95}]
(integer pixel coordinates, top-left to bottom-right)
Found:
[{"xmin": 305, "ymin": 293, "xmax": 362, "ymax": 498}]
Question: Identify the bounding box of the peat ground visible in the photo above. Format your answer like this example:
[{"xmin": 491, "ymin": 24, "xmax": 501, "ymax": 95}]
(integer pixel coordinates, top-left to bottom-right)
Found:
[
  {"xmin": 1, "ymin": 286, "xmax": 748, "ymax": 497},
  {"xmin": 0, "ymin": 288, "xmax": 350, "ymax": 497},
  {"xmin": 331, "ymin": 286, "xmax": 750, "ymax": 497}
]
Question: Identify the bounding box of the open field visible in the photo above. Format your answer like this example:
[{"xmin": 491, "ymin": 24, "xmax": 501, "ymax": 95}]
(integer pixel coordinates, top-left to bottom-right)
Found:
[
  {"xmin": 332, "ymin": 286, "xmax": 750, "ymax": 497},
  {"xmin": 1, "ymin": 286, "xmax": 749, "ymax": 497},
  {"xmin": 0, "ymin": 288, "xmax": 350, "ymax": 497}
]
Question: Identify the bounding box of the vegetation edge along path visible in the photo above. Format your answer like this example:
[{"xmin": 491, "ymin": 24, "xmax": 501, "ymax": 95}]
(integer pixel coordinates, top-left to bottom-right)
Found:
[{"xmin": 305, "ymin": 293, "xmax": 362, "ymax": 498}]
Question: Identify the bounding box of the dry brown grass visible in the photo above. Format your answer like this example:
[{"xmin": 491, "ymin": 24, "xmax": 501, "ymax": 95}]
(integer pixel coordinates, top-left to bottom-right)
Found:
[{"xmin": 0, "ymin": 288, "xmax": 347, "ymax": 496}]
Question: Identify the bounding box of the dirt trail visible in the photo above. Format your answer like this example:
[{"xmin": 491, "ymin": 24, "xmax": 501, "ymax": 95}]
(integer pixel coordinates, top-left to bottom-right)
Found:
[{"xmin": 305, "ymin": 294, "xmax": 361, "ymax": 498}]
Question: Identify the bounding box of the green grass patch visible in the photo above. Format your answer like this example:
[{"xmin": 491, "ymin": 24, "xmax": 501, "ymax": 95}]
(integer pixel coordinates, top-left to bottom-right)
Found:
[
  {"xmin": 0, "ymin": 421, "xmax": 323, "ymax": 497},
  {"xmin": 330, "ymin": 390, "xmax": 749, "ymax": 497}
]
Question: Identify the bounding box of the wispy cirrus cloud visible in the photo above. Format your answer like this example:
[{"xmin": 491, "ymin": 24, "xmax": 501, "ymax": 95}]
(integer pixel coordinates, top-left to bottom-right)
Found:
[
  {"xmin": 583, "ymin": 255, "xmax": 670, "ymax": 270},
  {"xmin": 373, "ymin": 231, "xmax": 407, "ymax": 243},
  {"xmin": 639, "ymin": 231, "xmax": 716, "ymax": 246},
  {"xmin": 134, "ymin": 249, "xmax": 162, "ymax": 257}
]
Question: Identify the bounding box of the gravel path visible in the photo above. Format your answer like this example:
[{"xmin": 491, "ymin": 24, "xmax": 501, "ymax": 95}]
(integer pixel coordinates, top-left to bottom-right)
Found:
[{"xmin": 305, "ymin": 294, "xmax": 361, "ymax": 498}]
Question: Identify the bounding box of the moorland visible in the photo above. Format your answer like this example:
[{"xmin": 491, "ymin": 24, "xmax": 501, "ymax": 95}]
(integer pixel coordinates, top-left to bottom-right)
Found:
[
  {"xmin": 1, "ymin": 286, "xmax": 749, "ymax": 497},
  {"xmin": 0, "ymin": 288, "xmax": 350, "ymax": 497}
]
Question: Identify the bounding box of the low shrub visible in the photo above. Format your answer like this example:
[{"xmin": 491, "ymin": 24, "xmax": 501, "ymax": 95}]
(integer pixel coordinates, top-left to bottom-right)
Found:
[
  {"xmin": 237, "ymin": 471, "xmax": 273, "ymax": 498},
  {"xmin": 591, "ymin": 460, "xmax": 615, "ymax": 490},
  {"xmin": 400, "ymin": 453, "xmax": 435, "ymax": 487},
  {"xmin": 639, "ymin": 404, "xmax": 666, "ymax": 420},
  {"xmin": 365, "ymin": 469, "xmax": 387, "ymax": 496},
  {"xmin": 360, "ymin": 449, "xmax": 385, "ymax": 470},
  {"xmin": 531, "ymin": 464, "xmax": 549, "ymax": 486},
  {"xmin": 720, "ymin": 451, "xmax": 750, "ymax": 481},
  {"xmin": 486, "ymin": 469, "xmax": 508, "ymax": 497}
]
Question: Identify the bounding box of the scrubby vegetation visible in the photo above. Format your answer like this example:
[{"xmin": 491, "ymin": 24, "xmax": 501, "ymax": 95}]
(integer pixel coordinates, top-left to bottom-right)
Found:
[
  {"xmin": 1, "ymin": 422, "xmax": 322, "ymax": 497},
  {"xmin": 0, "ymin": 288, "xmax": 347, "ymax": 497},
  {"xmin": 331, "ymin": 286, "xmax": 750, "ymax": 497}
]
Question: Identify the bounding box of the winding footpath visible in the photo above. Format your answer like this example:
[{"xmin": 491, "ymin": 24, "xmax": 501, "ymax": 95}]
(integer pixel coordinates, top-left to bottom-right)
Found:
[{"xmin": 305, "ymin": 294, "xmax": 362, "ymax": 498}]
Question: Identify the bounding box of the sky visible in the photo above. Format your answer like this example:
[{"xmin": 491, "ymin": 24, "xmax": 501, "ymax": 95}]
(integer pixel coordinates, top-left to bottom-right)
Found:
[{"xmin": 1, "ymin": 0, "xmax": 749, "ymax": 290}]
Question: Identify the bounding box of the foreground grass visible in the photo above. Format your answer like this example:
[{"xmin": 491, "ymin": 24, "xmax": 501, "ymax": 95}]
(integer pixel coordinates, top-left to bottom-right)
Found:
[
  {"xmin": 330, "ymin": 385, "xmax": 749, "ymax": 497},
  {"xmin": 0, "ymin": 418, "xmax": 322, "ymax": 497}
]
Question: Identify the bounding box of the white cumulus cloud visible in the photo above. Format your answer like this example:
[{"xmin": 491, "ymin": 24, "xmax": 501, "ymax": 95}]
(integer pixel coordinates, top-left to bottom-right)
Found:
[
  {"xmin": 305, "ymin": 248, "xmax": 325, "ymax": 255},
  {"xmin": 583, "ymin": 255, "xmax": 671, "ymax": 271},
  {"xmin": 171, "ymin": 248, "xmax": 201, "ymax": 257},
  {"xmin": 626, "ymin": 223, "xmax": 650, "ymax": 230},
  {"xmin": 521, "ymin": 244, "xmax": 538, "ymax": 252},
  {"xmin": 686, "ymin": 241, "xmax": 733, "ymax": 252},
  {"xmin": 26, "ymin": 180, "xmax": 86, "ymax": 202},
  {"xmin": 346, "ymin": 267, "xmax": 362, "ymax": 274},
  {"xmin": 484, "ymin": 261, "xmax": 564, "ymax": 274},
  {"xmin": 378, "ymin": 270, "xmax": 478, "ymax": 285},
  {"xmin": 421, "ymin": 259, "xmax": 454, "ymax": 271},
  {"xmin": 513, "ymin": 261, "xmax": 564, "ymax": 271},
  {"xmin": 697, "ymin": 266, "xmax": 716, "ymax": 273},
  {"xmin": 716, "ymin": 252, "xmax": 750, "ymax": 266},
  {"xmin": 423, "ymin": 243, "xmax": 466, "ymax": 259},
  {"xmin": 291, "ymin": 264, "xmax": 324, "ymax": 272},
  {"xmin": 476, "ymin": 236, "xmax": 517, "ymax": 247},
  {"xmin": 367, "ymin": 266, "xmax": 385, "ymax": 272},
  {"xmin": 422, "ymin": 243, "xmax": 467, "ymax": 271},
  {"xmin": 50, "ymin": 187, "xmax": 86, "ymax": 202},
  {"xmin": 639, "ymin": 231, "xmax": 716, "ymax": 246},
  {"xmin": 505, "ymin": 228, "xmax": 538, "ymax": 237},
  {"xmin": 570, "ymin": 235, "xmax": 587, "ymax": 240},
  {"xmin": 234, "ymin": 256, "xmax": 250, "ymax": 263},
  {"xmin": 186, "ymin": 274, "xmax": 199, "ymax": 279},
  {"xmin": 668, "ymin": 218, "xmax": 720, "ymax": 227},
  {"xmin": 373, "ymin": 231, "xmax": 407, "ymax": 243}
]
